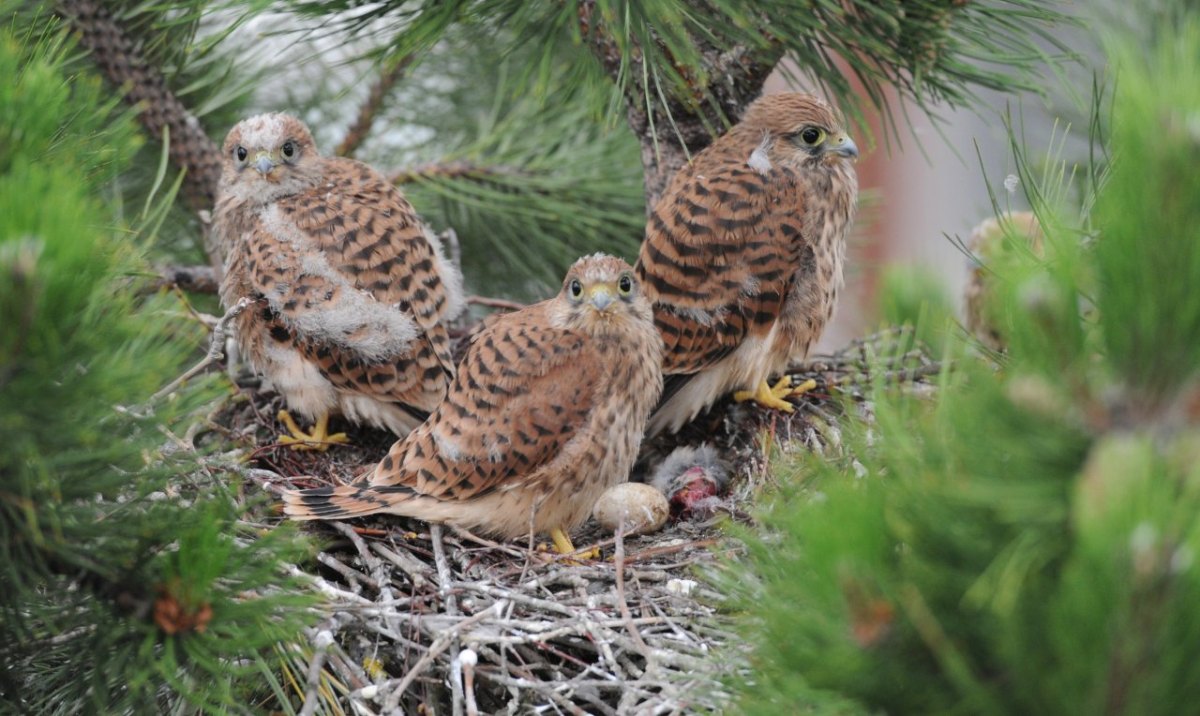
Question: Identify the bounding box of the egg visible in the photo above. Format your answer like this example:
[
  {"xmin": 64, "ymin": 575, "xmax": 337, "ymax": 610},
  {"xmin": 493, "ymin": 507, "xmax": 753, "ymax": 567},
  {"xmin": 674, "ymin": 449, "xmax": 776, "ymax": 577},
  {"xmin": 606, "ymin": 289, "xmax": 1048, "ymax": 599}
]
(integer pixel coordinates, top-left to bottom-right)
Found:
[{"xmin": 593, "ymin": 482, "xmax": 669, "ymax": 536}]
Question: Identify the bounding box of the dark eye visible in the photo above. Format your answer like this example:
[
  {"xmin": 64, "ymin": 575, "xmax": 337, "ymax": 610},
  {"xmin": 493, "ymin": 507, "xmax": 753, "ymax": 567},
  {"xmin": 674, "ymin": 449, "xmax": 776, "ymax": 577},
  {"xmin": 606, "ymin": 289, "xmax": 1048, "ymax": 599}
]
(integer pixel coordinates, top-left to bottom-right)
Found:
[
  {"xmin": 799, "ymin": 127, "xmax": 826, "ymax": 146},
  {"xmin": 617, "ymin": 274, "xmax": 633, "ymax": 295},
  {"xmin": 235, "ymin": 146, "xmax": 247, "ymax": 162},
  {"xmin": 281, "ymin": 141, "xmax": 296, "ymax": 159},
  {"xmin": 568, "ymin": 279, "xmax": 583, "ymax": 299}
]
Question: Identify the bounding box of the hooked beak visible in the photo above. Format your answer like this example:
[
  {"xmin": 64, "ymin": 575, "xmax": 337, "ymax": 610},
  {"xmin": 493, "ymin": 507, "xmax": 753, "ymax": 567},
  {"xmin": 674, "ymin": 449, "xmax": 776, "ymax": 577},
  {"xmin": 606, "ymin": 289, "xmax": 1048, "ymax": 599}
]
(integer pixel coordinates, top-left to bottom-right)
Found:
[
  {"xmin": 829, "ymin": 133, "xmax": 859, "ymax": 160},
  {"xmin": 588, "ymin": 285, "xmax": 614, "ymax": 311},
  {"xmin": 254, "ymin": 152, "xmax": 276, "ymax": 175}
]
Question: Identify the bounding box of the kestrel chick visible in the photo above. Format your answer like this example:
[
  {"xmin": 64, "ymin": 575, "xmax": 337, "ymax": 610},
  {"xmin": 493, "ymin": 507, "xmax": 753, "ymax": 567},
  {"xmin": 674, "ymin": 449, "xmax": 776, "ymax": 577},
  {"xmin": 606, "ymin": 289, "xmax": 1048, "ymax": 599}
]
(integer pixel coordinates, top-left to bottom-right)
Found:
[
  {"xmin": 214, "ymin": 113, "xmax": 464, "ymax": 450},
  {"xmin": 283, "ymin": 254, "xmax": 664, "ymax": 554},
  {"xmin": 637, "ymin": 92, "xmax": 859, "ymax": 435}
]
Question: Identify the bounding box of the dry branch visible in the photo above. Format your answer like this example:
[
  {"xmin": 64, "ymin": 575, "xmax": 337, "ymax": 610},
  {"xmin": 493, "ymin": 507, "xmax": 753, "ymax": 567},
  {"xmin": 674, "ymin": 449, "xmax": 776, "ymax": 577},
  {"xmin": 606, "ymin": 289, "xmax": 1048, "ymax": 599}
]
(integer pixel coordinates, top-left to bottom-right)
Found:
[{"xmin": 148, "ymin": 296, "xmax": 251, "ymax": 403}]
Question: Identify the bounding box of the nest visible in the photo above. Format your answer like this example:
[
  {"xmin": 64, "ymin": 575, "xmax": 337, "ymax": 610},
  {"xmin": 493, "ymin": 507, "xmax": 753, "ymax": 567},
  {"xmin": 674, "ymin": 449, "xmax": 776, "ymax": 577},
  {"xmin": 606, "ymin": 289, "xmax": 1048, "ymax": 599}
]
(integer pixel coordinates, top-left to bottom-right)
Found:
[{"xmin": 213, "ymin": 328, "xmax": 938, "ymax": 715}]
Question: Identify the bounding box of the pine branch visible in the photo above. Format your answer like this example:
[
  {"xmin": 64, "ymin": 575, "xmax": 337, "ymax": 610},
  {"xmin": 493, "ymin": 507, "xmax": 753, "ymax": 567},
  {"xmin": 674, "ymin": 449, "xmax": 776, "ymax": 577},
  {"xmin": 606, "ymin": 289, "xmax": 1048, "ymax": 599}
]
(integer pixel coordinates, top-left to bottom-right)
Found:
[
  {"xmin": 578, "ymin": 0, "xmax": 783, "ymax": 209},
  {"xmin": 389, "ymin": 161, "xmax": 526, "ymax": 185},
  {"xmin": 335, "ymin": 54, "xmax": 416, "ymax": 158},
  {"xmin": 57, "ymin": 0, "xmax": 222, "ymax": 269}
]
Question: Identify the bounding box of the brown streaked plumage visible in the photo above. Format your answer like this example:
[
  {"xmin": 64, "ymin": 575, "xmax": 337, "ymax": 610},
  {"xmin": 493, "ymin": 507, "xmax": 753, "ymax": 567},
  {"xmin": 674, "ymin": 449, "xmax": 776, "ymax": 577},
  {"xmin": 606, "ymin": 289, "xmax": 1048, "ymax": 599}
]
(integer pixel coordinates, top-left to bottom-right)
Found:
[
  {"xmin": 213, "ymin": 113, "xmax": 464, "ymax": 449},
  {"xmin": 636, "ymin": 92, "xmax": 859, "ymax": 435},
  {"xmin": 282, "ymin": 254, "xmax": 664, "ymax": 552}
]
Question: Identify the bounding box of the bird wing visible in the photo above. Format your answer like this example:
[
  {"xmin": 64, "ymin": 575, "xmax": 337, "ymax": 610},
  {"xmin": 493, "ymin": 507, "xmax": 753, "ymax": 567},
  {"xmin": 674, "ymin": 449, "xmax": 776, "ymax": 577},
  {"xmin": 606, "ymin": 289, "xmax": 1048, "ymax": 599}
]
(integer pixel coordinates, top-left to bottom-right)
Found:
[
  {"xmin": 366, "ymin": 302, "xmax": 600, "ymax": 501},
  {"xmin": 636, "ymin": 155, "xmax": 805, "ymax": 376},
  {"xmin": 266, "ymin": 157, "xmax": 461, "ymax": 374}
]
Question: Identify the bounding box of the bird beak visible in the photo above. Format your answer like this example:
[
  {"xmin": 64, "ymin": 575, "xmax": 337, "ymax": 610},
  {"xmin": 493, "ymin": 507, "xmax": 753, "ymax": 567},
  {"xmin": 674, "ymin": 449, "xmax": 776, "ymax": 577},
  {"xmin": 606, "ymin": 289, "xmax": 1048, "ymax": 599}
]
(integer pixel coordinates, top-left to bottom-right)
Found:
[
  {"xmin": 829, "ymin": 134, "xmax": 859, "ymax": 160},
  {"xmin": 254, "ymin": 152, "xmax": 276, "ymax": 175},
  {"xmin": 588, "ymin": 285, "xmax": 614, "ymax": 311}
]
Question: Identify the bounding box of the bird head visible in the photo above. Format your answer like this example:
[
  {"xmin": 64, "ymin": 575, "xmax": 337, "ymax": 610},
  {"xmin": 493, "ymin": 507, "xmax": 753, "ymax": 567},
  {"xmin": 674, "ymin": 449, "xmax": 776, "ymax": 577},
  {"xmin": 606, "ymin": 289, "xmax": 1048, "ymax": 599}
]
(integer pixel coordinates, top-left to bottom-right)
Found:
[
  {"xmin": 555, "ymin": 254, "xmax": 653, "ymax": 335},
  {"xmin": 219, "ymin": 113, "xmax": 322, "ymax": 201},
  {"xmin": 742, "ymin": 93, "xmax": 859, "ymax": 170}
]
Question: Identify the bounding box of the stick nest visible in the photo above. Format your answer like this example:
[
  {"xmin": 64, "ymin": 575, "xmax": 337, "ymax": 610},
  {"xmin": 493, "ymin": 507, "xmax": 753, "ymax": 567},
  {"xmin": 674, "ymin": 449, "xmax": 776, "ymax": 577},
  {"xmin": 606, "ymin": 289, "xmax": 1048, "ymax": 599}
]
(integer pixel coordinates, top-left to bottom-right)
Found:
[{"xmin": 207, "ymin": 327, "xmax": 938, "ymax": 715}]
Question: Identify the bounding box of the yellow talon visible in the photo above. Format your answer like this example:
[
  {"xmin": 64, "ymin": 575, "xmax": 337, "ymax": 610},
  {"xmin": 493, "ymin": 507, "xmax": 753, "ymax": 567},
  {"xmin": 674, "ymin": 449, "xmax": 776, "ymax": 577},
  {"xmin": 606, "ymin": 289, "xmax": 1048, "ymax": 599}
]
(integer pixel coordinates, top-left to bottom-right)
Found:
[
  {"xmin": 549, "ymin": 527, "xmax": 600, "ymax": 561},
  {"xmin": 733, "ymin": 377, "xmax": 796, "ymax": 412},
  {"xmin": 788, "ymin": 377, "xmax": 817, "ymax": 398},
  {"xmin": 733, "ymin": 376, "xmax": 817, "ymax": 413},
  {"xmin": 276, "ymin": 410, "xmax": 349, "ymax": 452}
]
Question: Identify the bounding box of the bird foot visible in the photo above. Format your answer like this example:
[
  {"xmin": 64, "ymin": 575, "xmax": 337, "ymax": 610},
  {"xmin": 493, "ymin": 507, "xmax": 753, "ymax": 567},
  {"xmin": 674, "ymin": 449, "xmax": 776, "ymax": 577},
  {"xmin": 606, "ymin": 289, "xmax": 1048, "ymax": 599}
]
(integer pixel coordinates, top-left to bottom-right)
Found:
[
  {"xmin": 276, "ymin": 410, "xmax": 349, "ymax": 452},
  {"xmin": 733, "ymin": 376, "xmax": 816, "ymax": 412},
  {"xmin": 543, "ymin": 527, "xmax": 600, "ymax": 562}
]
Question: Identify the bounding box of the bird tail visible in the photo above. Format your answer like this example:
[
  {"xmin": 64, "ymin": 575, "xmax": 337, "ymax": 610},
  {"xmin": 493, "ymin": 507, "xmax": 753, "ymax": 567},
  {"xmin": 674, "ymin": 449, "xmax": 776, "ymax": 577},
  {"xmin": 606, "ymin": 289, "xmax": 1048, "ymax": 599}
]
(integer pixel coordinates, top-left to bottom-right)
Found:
[{"xmin": 282, "ymin": 483, "xmax": 418, "ymax": 521}]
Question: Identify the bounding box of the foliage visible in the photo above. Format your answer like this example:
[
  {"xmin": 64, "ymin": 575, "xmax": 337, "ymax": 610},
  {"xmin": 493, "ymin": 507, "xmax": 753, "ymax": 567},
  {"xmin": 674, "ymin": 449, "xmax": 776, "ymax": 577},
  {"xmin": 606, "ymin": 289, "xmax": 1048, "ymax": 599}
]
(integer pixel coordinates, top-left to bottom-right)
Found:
[
  {"xmin": 877, "ymin": 264, "xmax": 957, "ymax": 355},
  {"xmin": 283, "ymin": 0, "xmax": 1072, "ymax": 137},
  {"xmin": 390, "ymin": 29, "xmax": 646, "ymax": 295},
  {"xmin": 731, "ymin": 9, "xmax": 1200, "ymax": 714},
  {"xmin": 0, "ymin": 12, "xmax": 314, "ymax": 713}
]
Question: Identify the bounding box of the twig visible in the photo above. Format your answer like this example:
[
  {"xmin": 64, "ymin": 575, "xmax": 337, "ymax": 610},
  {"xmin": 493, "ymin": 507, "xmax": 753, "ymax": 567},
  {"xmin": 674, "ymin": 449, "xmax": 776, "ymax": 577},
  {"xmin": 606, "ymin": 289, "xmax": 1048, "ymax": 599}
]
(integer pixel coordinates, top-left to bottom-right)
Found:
[
  {"xmin": 614, "ymin": 525, "xmax": 650, "ymax": 655},
  {"xmin": 430, "ymin": 524, "xmax": 465, "ymax": 716},
  {"xmin": 149, "ymin": 296, "xmax": 252, "ymax": 402},
  {"xmin": 372, "ymin": 542, "xmax": 433, "ymax": 588},
  {"xmin": 147, "ymin": 264, "xmax": 219, "ymax": 294},
  {"xmin": 430, "ymin": 525, "xmax": 459, "ymax": 614},
  {"xmin": 328, "ymin": 522, "xmax": 389, "ymax": 591},
  {"xmin": 466, "ymin": 295, "xmax": 526, "ymax": 312},
  {"xmin": 450, "ymin": 525, "xmax": 531, "ymax": 559},
  {"xmin": 297, "ymin": 628, "xmax": 334, "ymax": 716},
  {"xmin": 460, "ymin": 648, "xmax": 479, "ymax": 716},
  {"xmin": 388, "ymin": 161, "xmax": 525, "ymax": 185},
  {"xmin": 473, "ymin": 670, "xmax": 590, "ymax": 716},
  {"xmin": 316, "ymin": 552, "xmax": 376, "ymax": 591},
  {"xmin": 362, "ymin": 601, "xmax": 508, "ymax": 702},
  {"xmin": 625, "ymin": 538, "xmax": 720, "ymax": 563}
]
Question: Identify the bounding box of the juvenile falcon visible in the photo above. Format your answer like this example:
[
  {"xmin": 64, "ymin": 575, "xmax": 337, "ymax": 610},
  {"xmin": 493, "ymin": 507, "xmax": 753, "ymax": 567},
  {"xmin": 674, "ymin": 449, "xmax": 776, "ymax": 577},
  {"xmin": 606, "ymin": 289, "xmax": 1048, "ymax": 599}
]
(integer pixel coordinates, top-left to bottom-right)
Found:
[
  {"xmin": 637, "ymin": 92, "xmax": 859, "ymax": 435},
  {"xmin": 283, "ymin": 254, "xmax": 664, "ymax": 554},
  {"xmin": 214, "ymin": 113, "xmax": 464, "ymax": 450}
]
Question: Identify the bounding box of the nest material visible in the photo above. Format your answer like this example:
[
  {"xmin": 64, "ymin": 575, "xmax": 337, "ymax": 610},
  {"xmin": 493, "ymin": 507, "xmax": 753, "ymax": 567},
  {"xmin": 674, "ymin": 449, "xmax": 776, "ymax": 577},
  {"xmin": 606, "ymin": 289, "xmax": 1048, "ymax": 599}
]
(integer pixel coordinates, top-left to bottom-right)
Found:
[{"xmin": 214, "ymin": 328, "xmax": 937, "ymax": 715}]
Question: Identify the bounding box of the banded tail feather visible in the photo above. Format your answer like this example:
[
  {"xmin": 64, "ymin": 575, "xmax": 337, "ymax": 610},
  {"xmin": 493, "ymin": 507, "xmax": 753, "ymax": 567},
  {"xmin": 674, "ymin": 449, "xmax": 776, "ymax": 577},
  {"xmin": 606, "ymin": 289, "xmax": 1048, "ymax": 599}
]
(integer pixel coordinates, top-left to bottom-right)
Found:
[{"xmin": 282, "ymin": 483, "xmax": 417, "ymax": 520}]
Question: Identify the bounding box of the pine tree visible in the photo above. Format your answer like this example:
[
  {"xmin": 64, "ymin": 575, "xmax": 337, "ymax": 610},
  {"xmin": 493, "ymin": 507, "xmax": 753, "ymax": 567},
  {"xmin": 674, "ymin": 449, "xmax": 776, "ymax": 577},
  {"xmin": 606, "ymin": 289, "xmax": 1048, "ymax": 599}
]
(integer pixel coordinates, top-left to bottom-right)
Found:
[
  {"xmin": 731, "ymin": 6, "xmax": 1200, "ymax": 713},
  {"xmin": 4, "ymin": 0, "xmax": 1083, "ymax": 712},
  {"xmin": 0, "ymin": 9, "xmax": 314, "ymax": 713}
]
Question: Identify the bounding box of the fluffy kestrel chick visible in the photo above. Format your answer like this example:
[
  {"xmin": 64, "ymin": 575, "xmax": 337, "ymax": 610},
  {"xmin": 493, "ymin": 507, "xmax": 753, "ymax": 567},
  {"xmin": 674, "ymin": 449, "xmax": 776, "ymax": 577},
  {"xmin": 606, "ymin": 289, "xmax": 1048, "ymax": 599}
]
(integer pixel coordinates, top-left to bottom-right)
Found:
[
  {"xmin": 282, "ymin": 254, "xmax": 664, "ymax": 554},
  {"xmin": 214, "ymin": 113, "xmax": 464, "ymax": 450},
  {"xmin": 637, "ymin": 92, "xmax": 858, "ymax": 435}
]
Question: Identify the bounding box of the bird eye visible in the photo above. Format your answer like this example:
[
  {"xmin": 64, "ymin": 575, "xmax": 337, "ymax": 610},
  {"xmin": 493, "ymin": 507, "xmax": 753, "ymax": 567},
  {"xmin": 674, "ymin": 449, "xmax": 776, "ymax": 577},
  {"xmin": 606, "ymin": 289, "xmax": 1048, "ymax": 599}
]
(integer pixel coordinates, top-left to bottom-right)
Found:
[
  {"xmin": 617, "ymin": 274, "xmax": 634, "ymax": 296},
  {"xmin": 798, "ymin": 127, "xmax": 826, "ymax": 146},
  {"xmin": 235, "ymin": 146, "xmax": 248, "ymax": 162},
  {"xmin": 568, "ymin": 279, "xmax": 583, "ymax": 299},
  {"xmin": 282, "ymin": 141, "xmax": 296, "ymax": 159}
]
